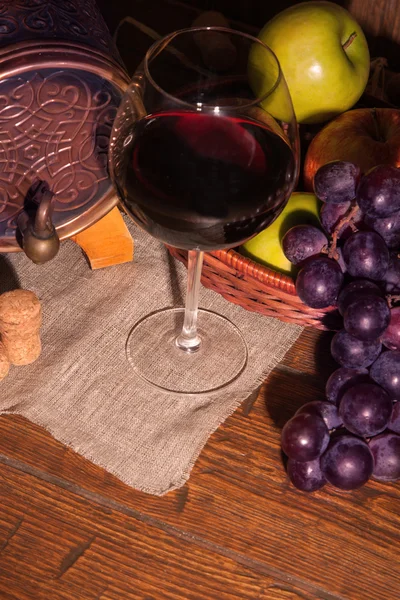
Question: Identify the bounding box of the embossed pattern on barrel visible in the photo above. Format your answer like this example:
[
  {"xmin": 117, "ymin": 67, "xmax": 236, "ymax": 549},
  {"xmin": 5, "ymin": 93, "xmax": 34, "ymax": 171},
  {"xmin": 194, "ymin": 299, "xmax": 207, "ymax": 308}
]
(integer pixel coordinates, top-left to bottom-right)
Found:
[
  {"xmin": 0, "ymin": 69, "xmax": 121, "ymax": 240},
  {"xmin": 0, "ymin": 0, "xmax": 120, "ymax": 62},
  {"xmin": 0, "ymin": 1, "xmax": 130, "ymax": 249}
]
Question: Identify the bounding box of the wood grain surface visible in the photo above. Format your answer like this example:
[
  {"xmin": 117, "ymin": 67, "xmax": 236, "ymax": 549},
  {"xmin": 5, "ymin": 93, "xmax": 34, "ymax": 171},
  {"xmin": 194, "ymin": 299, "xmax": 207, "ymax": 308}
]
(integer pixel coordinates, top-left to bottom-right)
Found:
[
  {"xmin": 0, "ymin": 328, "xmax": 399, "ymax": 599},
  {"xmin": 72, "ymin": 207, "xmax": 134, "ymax": 270}
]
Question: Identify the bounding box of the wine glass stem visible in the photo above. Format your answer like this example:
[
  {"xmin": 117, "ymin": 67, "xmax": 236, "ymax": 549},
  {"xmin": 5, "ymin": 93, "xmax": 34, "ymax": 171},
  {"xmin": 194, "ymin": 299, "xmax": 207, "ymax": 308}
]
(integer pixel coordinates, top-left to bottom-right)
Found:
[{"xmin": 176, "ymin": 250, "xmax": 204, "ymax": 353}]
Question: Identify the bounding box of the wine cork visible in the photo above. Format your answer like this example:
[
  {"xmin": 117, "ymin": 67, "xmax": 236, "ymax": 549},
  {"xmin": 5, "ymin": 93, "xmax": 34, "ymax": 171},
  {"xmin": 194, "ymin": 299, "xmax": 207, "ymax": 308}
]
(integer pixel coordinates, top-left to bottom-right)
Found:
[
  {"xmin": 0, "ymin": 341, "xmax": 10, "ymax": 381},
  {"xmin": 0, "ymin": 309, "xmax": 42, "ymax": 337},
  {"xmin": 0, "ymin": 289, "xmax": 42, "ymax": 366},
  {"xmin": 1, "ymin": 333, "xmax": 41, "ymax": 366},
  {"xmin": 0, "ymin": 290, "xmax": 41, "ymax": 327},
  {"xmin": 192, "ymin": 11, "xmax": 237, "ymax": 72},
  {"xmin": 0, "ymin": 321, "xmax": 41, "ymax": 338}
]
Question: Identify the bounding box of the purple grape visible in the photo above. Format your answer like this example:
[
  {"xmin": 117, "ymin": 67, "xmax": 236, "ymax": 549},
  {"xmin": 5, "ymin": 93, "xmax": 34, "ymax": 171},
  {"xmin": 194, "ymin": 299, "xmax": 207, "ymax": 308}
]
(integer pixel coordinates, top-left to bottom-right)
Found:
[
  {"xmin": 369, "ymin": 433, "xmax": 400, "ymax": 482},
  {"xmin": 382, "ymin": 307, "xmax": 400, "ymax": 351},
  {"xmin": 296, "ymin": 401, "xmax": 342, "ymax": 430},
  {"xmin": 364, "ymin": 212, "xmax": 400, "ymax": 249},
  {"xmin": 320, "ymin": 201, "xmax": 354, "ymax": 238},
  {"xmin": 388, "ymin": 401, "xmax": 400, "ymax": 434},
  {"xmin": 342, "ymin": 231, "xmax": 389, "ymax": 281},
  {"xmin": 281, "ymin": 413, "xmax": 330, "ymax": 462},
  {"xmin": 295, "ymin": 255, "xmax": 344, "ymax": 309},
  {"xmin": 287, "ymin": 458, "xmax": 326, "ymax": 492},
  {"xmin": 357, "ymin": 164, "xmax": 400, "ymax": 218},
  {"xmin": 370, "ymin": 351, "xmax": 400, "ymax": 400},
  {"xmin": 325, "ymin": 367, "xmax": 369, "ymax": 405},
  {"xmin": 337, "ymin": 279, "xmax": 382, "ymax": 316},
  {"xmin": 321, "ymin": 435, "xmax": 373, "ymax": 490},
  {"xmin": 282, "ymin": 225, "xmax": 328, "ymax": 265},
  {"xmin": 385, "ymin": 253, "xmax": 400, "ymax": 294},
  {"xmin": 339, "ymin": 382, "xmax": 392, "ymax": 437},
  {"xmin": 314, "ymin": 161, "xmax": 360, "ymax": 204},
  {"xmin": 331, "ymin": 329, "xmax": 382, "ymax": 369},
  {"xmin": 343, "ymin": 295, "xmax": 390, "ymax": 341},
  {"xmin": 335, "ymin": 247, "xmax": 346, "ymax": 273}
]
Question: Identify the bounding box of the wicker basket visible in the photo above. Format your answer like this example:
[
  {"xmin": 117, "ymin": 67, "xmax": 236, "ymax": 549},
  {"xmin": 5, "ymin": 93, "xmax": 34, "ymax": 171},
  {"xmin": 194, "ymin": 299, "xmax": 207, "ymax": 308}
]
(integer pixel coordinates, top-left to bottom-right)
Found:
[
  {"xmin": 165, "ymin": 92, "xmax": 398, "ymax": 333},
  {"xmin": 168, "ymin": 246, "xmax": 336, "ymax": 330},
  {"xmin": 116, "ymin": 17, "xmax": 397, "ymax": 333}
]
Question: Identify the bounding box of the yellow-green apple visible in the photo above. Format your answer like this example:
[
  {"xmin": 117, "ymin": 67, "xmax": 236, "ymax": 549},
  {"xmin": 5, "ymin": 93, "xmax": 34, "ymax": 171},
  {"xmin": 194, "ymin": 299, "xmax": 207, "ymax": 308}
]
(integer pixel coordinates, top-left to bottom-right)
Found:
[
  {"xmin": 240, "ymin": 192, "xmax": 320, "ymax": 274},
  {"xmin": 249, "ymin": 1, "xmax": 370, "ymax": 125},
  {"xmin": 304, "ymin": 108, "xmax": 400, "ymax": 190}
]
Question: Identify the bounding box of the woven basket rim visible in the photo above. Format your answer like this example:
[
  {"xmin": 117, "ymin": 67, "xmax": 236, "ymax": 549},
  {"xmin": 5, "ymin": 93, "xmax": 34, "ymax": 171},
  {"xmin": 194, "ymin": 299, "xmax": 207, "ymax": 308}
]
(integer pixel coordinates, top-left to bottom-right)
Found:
[
  {"xmin": 167, "ymin": 244, "xmax": 334, "ymax": 315},
  {"xmin": 210, "ymin": 246, "xmax": 297, "ymax": 295},
  {"xmin": 167, "ymin": 244, "xmax": 337, "ymax": 330}
]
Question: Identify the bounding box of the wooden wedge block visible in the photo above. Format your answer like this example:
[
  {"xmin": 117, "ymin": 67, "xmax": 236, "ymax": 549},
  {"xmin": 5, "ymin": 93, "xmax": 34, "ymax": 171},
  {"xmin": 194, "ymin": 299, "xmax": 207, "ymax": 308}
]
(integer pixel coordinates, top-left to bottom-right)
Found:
[{"xmin": 71, "ymin": 207, "xmax": 134, "ymax": 270}]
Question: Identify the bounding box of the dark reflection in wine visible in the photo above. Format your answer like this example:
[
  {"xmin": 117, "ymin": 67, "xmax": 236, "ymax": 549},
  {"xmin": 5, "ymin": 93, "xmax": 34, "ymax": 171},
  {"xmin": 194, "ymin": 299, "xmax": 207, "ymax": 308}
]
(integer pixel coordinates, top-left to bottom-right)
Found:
[{"xmin": 119, "ymin": 111, "xmax": 295, "ymax": 250}]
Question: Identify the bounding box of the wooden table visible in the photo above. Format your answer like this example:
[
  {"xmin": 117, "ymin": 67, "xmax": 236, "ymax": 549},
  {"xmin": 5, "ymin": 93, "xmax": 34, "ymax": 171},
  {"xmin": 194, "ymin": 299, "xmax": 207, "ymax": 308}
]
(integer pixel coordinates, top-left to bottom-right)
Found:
[
  {"xmin": 1, "ymin": 327, "xmax": 399, "ymax": 600},
  {"xmin": 1, "ymin": 2, "xmax": 399, "ymax": 598}
]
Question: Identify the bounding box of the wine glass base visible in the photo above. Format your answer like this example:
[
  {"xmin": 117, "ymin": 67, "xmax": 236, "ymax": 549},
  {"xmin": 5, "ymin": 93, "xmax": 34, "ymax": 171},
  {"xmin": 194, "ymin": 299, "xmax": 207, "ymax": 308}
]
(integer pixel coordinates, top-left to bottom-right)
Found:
[{"xmin": 126, "ymin": 308, "xmax": 248, "ymax": 394}]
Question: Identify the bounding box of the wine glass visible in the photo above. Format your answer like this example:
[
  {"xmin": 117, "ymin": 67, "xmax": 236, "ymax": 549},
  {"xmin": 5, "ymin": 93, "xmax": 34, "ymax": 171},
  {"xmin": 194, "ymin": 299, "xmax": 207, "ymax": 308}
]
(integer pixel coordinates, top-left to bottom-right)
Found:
[{"xmin": 109, "ymin": 27, "xmax": 299, "ymax": 394}]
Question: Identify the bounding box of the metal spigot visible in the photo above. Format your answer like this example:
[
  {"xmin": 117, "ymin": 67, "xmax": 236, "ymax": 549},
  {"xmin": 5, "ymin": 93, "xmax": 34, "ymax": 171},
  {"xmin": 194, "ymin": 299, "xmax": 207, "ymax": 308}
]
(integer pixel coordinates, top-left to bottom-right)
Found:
[{"xmin": 17, "ymin": 180, "xmax": 60, "ymax": 264}]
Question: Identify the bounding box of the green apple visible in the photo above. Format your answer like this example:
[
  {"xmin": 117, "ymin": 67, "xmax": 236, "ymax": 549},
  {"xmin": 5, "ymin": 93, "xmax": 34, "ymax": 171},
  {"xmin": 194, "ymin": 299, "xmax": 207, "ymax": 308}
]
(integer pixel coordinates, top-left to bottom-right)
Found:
[
  {"xmin": 249, "ymin": 1, "xmax": 370, "ymax": 125},
  {"xmin": 241, "ymin": 192, "xmax": 321, "ymax": 274}
]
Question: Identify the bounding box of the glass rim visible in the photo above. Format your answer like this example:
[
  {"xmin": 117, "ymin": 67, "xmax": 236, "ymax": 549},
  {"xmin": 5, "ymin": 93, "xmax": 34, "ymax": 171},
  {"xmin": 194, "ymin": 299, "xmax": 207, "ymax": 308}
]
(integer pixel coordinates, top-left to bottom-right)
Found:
[{"xmin": 143, "ymin": 26, "xmax": 283, "ymax": 112}]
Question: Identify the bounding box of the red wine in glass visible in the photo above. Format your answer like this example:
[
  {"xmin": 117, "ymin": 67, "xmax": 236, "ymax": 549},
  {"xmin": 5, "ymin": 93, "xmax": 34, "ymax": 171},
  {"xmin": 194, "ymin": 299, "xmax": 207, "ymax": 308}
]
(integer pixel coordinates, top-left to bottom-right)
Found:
[
  {"xmin": 118, "ymin": 110, "xmax": 296, "ymax": 251},
  {"xmin": 109, "ymin": 27, "xmax": 299, "ymax": 393}
]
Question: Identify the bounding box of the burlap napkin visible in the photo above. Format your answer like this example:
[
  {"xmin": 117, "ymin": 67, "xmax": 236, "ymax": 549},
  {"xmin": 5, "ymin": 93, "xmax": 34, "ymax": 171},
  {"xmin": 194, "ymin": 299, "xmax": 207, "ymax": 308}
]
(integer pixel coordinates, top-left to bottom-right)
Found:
[{"xmin": 0, "ymin": 217, "xmax": 302, "ymax": 495}]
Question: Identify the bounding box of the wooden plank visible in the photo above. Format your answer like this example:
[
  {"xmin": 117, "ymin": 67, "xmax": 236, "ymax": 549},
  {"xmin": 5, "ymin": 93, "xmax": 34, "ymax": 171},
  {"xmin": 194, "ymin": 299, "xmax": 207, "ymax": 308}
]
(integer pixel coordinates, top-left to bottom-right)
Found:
[
  {"xmin": 0, "ymin": 462, "xmax": 312, "ymax": 600},
  {"xmin": 71, "ymin": 207, "xmax": 134, "ymax": 270},
  {"xmin": 347, "ymin": 0, "xmax": 400, "ymax": 67},
  {"xmin": 0, "ymin": 361, "xmax": 399, "ymax": 600}
]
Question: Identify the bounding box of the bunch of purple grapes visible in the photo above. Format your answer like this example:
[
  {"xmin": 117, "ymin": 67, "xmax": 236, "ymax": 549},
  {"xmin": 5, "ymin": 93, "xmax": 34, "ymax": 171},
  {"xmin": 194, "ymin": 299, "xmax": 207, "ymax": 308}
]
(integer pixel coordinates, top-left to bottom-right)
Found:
[{"xmin": 281, "ymin": 161, "xmax": 400, "ymax": 492}]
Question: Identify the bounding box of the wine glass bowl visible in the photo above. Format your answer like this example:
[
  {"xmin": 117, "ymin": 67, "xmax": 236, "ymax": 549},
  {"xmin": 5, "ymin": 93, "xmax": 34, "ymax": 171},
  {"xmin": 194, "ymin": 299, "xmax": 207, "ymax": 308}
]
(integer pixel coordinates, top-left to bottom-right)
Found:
[{"xmin": 109, "ymin": 27, "xmax": 299, "ymax": 393}]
